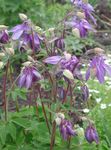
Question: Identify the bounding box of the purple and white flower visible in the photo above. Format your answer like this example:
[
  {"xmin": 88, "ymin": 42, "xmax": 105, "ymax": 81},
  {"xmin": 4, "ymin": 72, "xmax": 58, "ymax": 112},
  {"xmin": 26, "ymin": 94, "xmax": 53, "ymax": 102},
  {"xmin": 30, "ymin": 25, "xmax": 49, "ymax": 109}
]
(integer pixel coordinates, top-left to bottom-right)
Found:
[
  {"xmin": 86, "ymin": 56, "xmax": 111, "ymax": 83},
  {"xmin": 19, "ymin": 66, "xmax": 41, "ymax": 89}
]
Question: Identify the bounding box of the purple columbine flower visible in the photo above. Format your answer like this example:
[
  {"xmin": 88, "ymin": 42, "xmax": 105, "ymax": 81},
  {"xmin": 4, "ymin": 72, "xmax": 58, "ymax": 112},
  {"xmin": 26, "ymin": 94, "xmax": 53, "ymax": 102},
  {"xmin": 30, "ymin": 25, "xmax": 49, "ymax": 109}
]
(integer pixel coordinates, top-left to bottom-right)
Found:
[
  {"xmin": 60, "ymin": 120, "xmax": 76, "ymax": 140},
  {"xmin": 10, "ymin": 21, "xmax": 31, "ymax": 40},
  {"xmin": 19, "ymin": 66, "xmax": 41, "ymax": 89},
  {"xmin": 85, "ymin": 125, "xmax": 99, "ymax": 144},
  {"xmin": 81, "ymin": 85, "xmax": 89, "ymax": 101},
  {"xmin": 18, "ymin": 33, "xmax": 42, "ymax": 52},
  {"xmin": 54, "ymin": 37, "xmax": 65, "ymax": 51},
  {"xmin": 86, "ymin": 56, "xmax": 111, "ymax": 83},
  {"xmin": 61, "ymin": 54, "xmax": 79, "ymax": 72},
  {"xmin": 44, "ymin": 52, "xmax": 79, "ymax": 71},
  {"xmin": 0, "ymin": 30, "xmax": 9, "ymax": 44},
  {"xmin": 73, "ymin": 19, "xmax": 94, "ymax": 38},
  {"xmin": 79, "ymin": 2, "xmax": 96, "ymax": 25}
]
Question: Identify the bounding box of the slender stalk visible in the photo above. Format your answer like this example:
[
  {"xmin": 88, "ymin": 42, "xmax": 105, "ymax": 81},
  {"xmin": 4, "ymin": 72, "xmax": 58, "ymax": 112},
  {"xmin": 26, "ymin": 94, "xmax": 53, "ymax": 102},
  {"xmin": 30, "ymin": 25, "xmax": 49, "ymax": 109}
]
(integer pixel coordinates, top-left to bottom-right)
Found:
[
  {"xmin": 50, "ymin": 121, "xmax": 56, "ymax": 150},
  {"xmin": 3, "ymin": 60, "xmax": 9, "ymax": 121},
  {"xmin": 62, "ymin": 83, "xmax": 70, "ymax": 104},
  {"xmin": 38, "ymin": 87, "xmax": 51, "ymax": 134},
  {"xmin": 31, "ymin": 28, "xmax": 36, "ymax": 59}
]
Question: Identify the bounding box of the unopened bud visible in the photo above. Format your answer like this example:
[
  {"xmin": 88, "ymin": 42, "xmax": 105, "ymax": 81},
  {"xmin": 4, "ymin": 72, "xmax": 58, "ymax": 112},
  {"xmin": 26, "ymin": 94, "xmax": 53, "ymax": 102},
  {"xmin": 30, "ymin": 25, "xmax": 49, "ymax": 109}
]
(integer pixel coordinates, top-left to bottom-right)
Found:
[
  {"xmin": 28, "ymin": 55, "xmax": 34, "ymax": 62},
  {"xmin": 0, "ymin": 53, "xmax": 5, "ymax": 59},
  {"xmin": 35, "ymin": 26, "xmax": 42, "ymax": 32},
  {"xmin": 6, "ymin": 48, "xmax": 14, "ymax": 55},
  {"xmin": 76, "ymin": 127, "xmax": 84, "ymax": 137},
  {"xmin": 64, "ymin": 52, "xmax": 71, "ymax": 61},
  {"xmin": 94, "ymin": 47, "xmax": 104, "ymax": 54},
  {"xmin": 77, "ymin": 12, "xmax": 85, "ymax": 19},
  {"xmin": 57, "ymin": 113, "xmax": 65, "ymax": 120},
  {"xmin": 55, "ymin": 117, "xmax": 62, "ymax": 126},
  {"xmin": 22, "ymin": 61, "xmax": 32, "ymax": 67},
  {"xmin": 48, "ymin": 28, "xmax": 55, "ymax": 32},
  {"xmin": 0, "ymin": 25, "xmax": 8, "ymax": 31},
  {"xmin": 0, "ymin": 62, "xmax": 4, "ymax": 69},
  {"xmin": 63, "ymin": 69, "xmax": 74, "ymax": 80},
  {"xmin": 19, "ymin": 13, "xmax": 28, "ymax": 21},
  {"xmin": 72, "ymin": 28, "xmax": 80, "ymax": 38},
  {"xmin": 83, "ymin": 0, "xmax": 88, "ymax": 3}
]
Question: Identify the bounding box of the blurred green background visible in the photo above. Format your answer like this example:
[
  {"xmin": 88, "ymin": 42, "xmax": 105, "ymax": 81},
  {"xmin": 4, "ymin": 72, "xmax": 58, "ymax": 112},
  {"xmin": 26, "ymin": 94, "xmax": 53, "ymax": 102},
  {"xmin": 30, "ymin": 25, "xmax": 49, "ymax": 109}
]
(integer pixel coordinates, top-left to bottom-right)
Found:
[{"xmin": 0, "ymin": 0, "xmax": 99, "ymax": 28}]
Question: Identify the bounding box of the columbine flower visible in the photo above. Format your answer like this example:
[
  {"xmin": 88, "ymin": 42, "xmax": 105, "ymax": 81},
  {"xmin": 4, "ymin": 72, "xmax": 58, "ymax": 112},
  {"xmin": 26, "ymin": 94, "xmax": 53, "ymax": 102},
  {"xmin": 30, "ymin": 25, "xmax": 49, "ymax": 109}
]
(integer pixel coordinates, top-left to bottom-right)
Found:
[
  {"xmin": 54, "ymin": 37, "xmax": 65, "ymax": 51},
  {"xmin": 44, "ymin": 52, "xmax": 79, "ymax": 71},
  {"xmin": 81, "ymin": 3, "xmax": 96, "ymax": 25},
  {"xmin": 0, "ymin": 30, "xmax": 9, "ymax": 44},
  {"xmin": 85, "ymin": 125, "xmax": 99, "ymax": 144},
  {"xmin": 18, "ymin": 33, "xmax": 42, "ymax": 52},
  {"xmin": 44, "ymin": 53, "xmax": 81, "ymax": 79},
  {"xmin": 19, "ymin": 66, "xmax": 41, "ymax": 89},
  {"xmin": 10, "ymin": 21, "xmax": 30, "ymax": 40},
  {"xmin": 60, "ymin": 120, "xmax": 76, "ymax": 140},
  {"xmin": 73, "ymin": 19, "xmax": 94, "ymax": 38},
  {"xmin": 86, "ymin": 56, "xmax": 111, "ymax": 83},
  {"xmin": 81, "ymin": 85, "xmax": 89, "ymax": 101}
]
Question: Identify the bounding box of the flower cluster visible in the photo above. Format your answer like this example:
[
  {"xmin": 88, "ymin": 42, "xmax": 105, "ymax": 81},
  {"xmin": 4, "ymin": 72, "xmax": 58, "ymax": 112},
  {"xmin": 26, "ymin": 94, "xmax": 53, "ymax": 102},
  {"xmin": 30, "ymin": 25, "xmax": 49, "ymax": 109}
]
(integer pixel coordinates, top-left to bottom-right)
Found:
[
  {"xmin": 69, "ymin": 0, "xmax": 96, "ymax": 38},
  {"xmin": 10, "ymin": 18, "xmax": 43, "ymax": 52}
]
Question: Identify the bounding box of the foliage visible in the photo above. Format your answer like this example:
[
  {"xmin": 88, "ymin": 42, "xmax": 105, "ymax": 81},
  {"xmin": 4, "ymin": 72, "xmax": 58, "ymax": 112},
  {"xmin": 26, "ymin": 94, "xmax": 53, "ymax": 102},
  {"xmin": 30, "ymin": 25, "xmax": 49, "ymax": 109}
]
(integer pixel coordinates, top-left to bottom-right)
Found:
[{"xmin": 0, "ymin": 0, "xmax": 111, "ymax": 150}]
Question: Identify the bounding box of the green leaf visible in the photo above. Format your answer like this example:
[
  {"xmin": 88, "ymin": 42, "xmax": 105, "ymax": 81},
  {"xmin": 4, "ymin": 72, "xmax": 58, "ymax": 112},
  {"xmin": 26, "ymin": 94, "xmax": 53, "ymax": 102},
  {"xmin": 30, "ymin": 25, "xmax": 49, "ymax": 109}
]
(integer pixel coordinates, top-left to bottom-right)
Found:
[
  {"xmin": 11, "ymin": 117, "xmax": 31, "ymax": 128},
  {"xmin": 6, "ymin": 122, "xmax": 16, "ymax": 141},
  {"xmin": 0, "ymin": 125, "xmax": 6, "ymax": 145}
]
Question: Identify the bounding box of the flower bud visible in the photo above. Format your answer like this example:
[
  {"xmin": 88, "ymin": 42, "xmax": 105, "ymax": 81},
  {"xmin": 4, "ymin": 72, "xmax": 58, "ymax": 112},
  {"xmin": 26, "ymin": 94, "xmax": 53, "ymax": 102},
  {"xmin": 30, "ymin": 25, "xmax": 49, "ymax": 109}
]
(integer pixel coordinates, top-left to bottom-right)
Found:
[
  {"xmin": 85, "ymin": 125, "xmax": 99, "ymax": 144},
  {"xmin": 0, "ymin": 61, "xmax": 4, "ymax": 69},
  {"xmin": 94, "ymin": 47, "xmax": 104, "ymax": 54},
  {"xmin": 76, "ymin": 127, "xmax": 84, "ymax": 137},
  {"xmin": 48, "ymin": 28, "xmax": 55, "ymax": 32},
  {"xmin": 0, "ymin": 30, "xmax": 9, "ymax": 44},
  {"xmin": 5, "ymin": 48, "xmax": 14, "ymax": 55},
  {"xmin": 83, "ymin": 0, "xmax": 88, "ymax": 3},
  {"xmin": 19, "ymin": 13, "xmax": 28, "ymax": 21},
  {"xmin": 55, "ymin": 117, "xmax": 62, "ymax": 126},
  {"xmin": 28, "ymin": 55, "xmax": 34, "ymax": 62},
  {"xmin": 64, "ymin": 52, "xmax": 71, "ymax": 61},
  {"xmin": 0, "ymin": 25, "xmax": 8, "ymax": 31},
  {"xmin": 57, "ymin": 113, "xmax": 65, "ymax": 120},
  {"xmin": 0, "ymin": 53, "xmax": 5, "ymax": 59},
  {"xmin": 22, "ymin": 61, "xmax": 32, "ymax": 67},
  {"xmin": 63, "ymin": 69, "xmax": 74, "ymax": 80},
  {"xmin": 77, "ymin": 12, "xmax": 85, "ymax": 19},
  {"xmin": 72, "ymin": 28, "xmax": 80, "ymax": 38}
]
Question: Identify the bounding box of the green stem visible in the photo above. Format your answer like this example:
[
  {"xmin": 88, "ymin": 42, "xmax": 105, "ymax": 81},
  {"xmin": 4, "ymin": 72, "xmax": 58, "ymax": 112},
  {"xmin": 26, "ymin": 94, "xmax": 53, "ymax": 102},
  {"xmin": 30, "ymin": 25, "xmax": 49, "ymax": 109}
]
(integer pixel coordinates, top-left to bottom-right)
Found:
[{"xmin": 3, "ymin": 60, "xmax": 9, "ymax": 121}]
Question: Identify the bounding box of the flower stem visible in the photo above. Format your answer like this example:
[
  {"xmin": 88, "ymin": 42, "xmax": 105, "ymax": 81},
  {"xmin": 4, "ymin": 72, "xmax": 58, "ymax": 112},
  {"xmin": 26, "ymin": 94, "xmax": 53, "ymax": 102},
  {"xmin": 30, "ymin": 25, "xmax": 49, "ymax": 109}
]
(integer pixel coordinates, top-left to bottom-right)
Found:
[
  {"xmin": 38, "ymin": 87, "xmax": 51, "ymax": 134},
  {"xmin": 3, "ymin": 60, "xmax": 9, "ymax": 121},
  {"xmin": 50, "ymin": 121, "xmax": 56, "ymax": 150}
]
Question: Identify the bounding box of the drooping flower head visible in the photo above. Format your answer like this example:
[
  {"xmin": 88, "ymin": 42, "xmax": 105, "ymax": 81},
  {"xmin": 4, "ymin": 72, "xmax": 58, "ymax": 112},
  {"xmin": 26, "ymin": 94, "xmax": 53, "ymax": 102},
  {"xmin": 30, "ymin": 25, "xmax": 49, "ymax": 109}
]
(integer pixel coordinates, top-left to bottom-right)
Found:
[
  {"xmin": 60, "ymin": 119, "xmax": 77, "ymax": 140},
  {"xmin": 71, "ymin": 0, "xmax": 96, "ymax": 25},
  {"xmin": 54, "ymin": 37, "xmax": 65, "ymax": 51},
  {"xmin": 81, "ymin": 85, "xmax": 89, "ymax": 101},
  {"xmin": 44, "ymin": 52, "xmax": 79, "ymax": 72},
  {"xmin": 0, "ymin": 30, "xmax": 9, "ymax": 44},
  {"xmin": 86, "ymin": 56, "xmax": 111, "ymax": 83},
  {"xmin": 72, "ymin": 18, "xmax": 94, "ymax": 38},
  {"xmin": 85, "ymin": 125, "xmax": 99, "ymax": 144},
  {"xmin": 18, "ymin": 33, "xmax": 42, "ymax": 52},
  {"xmin": 19, "ymin": 65, "xmax": 41, "ymax": 89},
  {"xmin": 10, "ymin": 21, "xmax": 31, "ymax": 40},
  {"xmin": 10, "ymin": 20, "xmax": 43, "ymax": 52}
]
